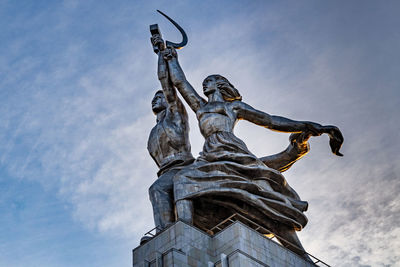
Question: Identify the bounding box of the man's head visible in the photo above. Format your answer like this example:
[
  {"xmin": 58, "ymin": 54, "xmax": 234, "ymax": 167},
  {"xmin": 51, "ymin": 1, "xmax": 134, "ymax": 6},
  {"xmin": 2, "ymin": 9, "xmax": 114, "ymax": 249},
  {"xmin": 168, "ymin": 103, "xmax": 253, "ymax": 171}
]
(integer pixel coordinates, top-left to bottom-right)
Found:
[{"xmin": 152, "ymin": 90, "xmax": 167, "ymax": 114}]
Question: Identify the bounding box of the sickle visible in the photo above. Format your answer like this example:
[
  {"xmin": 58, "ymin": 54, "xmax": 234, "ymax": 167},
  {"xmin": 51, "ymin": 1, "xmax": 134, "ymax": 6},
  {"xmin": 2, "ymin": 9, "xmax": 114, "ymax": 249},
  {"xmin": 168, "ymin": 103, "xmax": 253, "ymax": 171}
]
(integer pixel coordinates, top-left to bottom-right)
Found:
[{"xmin": 157, "ymin": 10, "xmax": 188, "ymax": 49}]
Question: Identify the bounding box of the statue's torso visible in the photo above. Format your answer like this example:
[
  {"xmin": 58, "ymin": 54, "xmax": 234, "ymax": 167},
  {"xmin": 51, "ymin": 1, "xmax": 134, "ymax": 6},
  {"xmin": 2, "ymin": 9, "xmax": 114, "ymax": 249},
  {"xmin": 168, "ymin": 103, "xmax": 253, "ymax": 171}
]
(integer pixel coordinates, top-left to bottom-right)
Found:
[
  {"xmin": 196, "ymin": 101, "xmax": 236, "ymax": 138},
  {"xmin": 147, "ymin": 110, "xmax": 192, "ymax": 172}
]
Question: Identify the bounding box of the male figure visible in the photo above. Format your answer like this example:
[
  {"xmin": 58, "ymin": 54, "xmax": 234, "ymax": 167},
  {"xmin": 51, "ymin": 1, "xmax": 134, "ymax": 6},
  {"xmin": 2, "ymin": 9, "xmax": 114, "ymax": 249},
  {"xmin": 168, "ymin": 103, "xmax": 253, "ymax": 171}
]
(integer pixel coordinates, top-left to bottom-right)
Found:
[
  {"xmin": 147, "ymin": 37, "xmax": 194, "ymax": 232},
  {"xmin": 148, "ymin": 35, "xmax": 315, "ymax": 235}
]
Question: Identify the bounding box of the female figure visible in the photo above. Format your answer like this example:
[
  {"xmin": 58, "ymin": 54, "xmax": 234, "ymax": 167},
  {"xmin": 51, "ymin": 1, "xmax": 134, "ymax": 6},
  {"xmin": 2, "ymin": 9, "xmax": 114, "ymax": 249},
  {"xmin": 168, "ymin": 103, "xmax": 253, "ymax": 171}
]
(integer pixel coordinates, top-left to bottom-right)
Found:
[{"xmin": 161, "ymin": 46, "xmax": 343, "ymax": 259}]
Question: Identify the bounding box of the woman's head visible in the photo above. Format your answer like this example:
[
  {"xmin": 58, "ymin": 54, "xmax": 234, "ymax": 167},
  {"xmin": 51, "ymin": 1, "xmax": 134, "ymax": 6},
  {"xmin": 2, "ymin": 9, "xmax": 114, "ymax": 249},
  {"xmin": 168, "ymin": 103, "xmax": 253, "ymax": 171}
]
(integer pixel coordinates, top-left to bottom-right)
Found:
[{"xmin": 202, "ymin": 74, "xmax": 242, "ymax": 102}]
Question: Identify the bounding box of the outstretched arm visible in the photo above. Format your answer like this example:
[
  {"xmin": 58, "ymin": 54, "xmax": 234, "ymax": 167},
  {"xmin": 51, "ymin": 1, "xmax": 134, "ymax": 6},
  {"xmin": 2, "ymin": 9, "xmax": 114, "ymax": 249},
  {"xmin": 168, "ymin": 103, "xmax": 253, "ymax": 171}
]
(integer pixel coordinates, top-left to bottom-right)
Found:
[
  {"xmin": 233, "ymin": 101, "xmax": 344, "ymax": 156},
  {"xmin": 162, "ymin": 48, "xmax": 207, "ymax": 113},
  {"xmin": 233, "ymin": 101, "xmax": 321, "ymax": 133},
  {"xmin": 261, "ymin": 132, "xmax": 312, "ymax": 172}
]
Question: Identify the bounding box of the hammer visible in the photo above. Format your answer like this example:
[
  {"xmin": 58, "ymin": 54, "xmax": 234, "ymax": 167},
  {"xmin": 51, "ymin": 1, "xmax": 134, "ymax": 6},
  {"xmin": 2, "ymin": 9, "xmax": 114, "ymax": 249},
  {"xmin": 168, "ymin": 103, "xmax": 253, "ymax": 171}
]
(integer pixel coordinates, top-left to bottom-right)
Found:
[
  {"xmin": 150, "ymin": 10, "xmax": 188, "ymax": 54},
  {"xmin": 150, "ymin": 24, "xmax": 165, "ymax": 53}
]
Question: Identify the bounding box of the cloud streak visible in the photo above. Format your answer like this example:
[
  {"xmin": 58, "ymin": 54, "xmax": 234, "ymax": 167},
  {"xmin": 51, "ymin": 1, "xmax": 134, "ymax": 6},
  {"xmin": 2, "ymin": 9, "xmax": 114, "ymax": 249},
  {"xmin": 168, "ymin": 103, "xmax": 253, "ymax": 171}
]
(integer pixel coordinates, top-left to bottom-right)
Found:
[{"xmin": 0, "ymin": 1, "xmax": 399, "ymax": 266}]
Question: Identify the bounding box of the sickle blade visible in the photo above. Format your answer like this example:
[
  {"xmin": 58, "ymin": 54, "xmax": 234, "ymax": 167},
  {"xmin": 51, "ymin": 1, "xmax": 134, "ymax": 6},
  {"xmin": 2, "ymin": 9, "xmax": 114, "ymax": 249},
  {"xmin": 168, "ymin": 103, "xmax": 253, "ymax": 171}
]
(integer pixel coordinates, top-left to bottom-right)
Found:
[{"xmin": 157, "ymin": 10, "xmax": 188, "ymax": 49}]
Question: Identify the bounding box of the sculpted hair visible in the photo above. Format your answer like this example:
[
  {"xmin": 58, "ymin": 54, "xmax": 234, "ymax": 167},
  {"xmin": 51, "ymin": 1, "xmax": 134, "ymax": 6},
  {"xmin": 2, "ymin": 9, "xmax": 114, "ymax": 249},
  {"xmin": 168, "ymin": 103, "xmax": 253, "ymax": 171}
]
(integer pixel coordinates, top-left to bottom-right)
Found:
[
  {"xmin": 155, "ymin": 90, "xmax": 164, "ymax": 96},
  {"xmin": 207, "ymin": 74, "xmax": 242, "ymax": 102}
]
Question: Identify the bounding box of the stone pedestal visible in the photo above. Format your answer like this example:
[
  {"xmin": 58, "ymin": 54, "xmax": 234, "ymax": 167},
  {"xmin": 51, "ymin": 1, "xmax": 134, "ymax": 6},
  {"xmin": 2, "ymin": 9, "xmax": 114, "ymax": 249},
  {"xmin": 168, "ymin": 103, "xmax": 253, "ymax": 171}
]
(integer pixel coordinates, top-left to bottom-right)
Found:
[{"xmin": 132, "ymin": 221, "xmax": 317, "ymax": 267}]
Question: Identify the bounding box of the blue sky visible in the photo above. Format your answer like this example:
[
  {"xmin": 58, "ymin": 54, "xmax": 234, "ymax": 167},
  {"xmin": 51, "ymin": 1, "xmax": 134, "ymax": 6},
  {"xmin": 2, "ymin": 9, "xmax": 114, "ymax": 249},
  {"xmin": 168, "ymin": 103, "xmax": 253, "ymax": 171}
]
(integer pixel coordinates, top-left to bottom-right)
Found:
[{"xmin": 1, "ymin": 1, "xmax": 399, "ymax": 266}]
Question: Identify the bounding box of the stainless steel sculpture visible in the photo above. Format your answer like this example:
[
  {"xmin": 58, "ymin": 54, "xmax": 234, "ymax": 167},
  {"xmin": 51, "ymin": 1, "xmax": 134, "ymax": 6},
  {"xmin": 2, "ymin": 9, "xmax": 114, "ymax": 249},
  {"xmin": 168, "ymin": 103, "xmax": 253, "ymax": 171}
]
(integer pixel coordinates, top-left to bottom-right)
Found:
[
  {"xmin": 148, "ymin": 11, "xmax": 343, "ymax": 261},
  {"xmin": 147, "ymin": 26, "xmax": 194, "ymax": 231}
]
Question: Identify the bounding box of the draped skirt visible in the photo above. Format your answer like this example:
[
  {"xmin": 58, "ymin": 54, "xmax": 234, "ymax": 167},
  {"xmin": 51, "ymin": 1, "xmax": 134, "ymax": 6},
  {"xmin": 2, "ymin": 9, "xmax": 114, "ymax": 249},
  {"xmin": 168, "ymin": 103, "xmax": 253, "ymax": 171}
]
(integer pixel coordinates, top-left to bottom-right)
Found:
[{"xmin": 173, "ymin": 131, "xmax": 308, "ymax": 231}]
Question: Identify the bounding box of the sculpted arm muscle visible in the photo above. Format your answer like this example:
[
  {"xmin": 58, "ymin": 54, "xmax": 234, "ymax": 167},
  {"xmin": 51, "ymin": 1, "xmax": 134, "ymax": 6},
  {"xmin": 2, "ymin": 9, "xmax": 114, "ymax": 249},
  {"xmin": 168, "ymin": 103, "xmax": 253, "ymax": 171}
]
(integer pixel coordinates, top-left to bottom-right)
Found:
[
  {"xmin": 164, "ymin": 50, "xmax": 206, "ymax": 113},
  {"xmin": 157, "ymin": 53, "xmax": 179, "ymax": 111},
  {"xmin": 260, "ymin": 132, "xmax": 311, "ymax": 172},
  {"xmin": 233, "ymin": 101, "xmax": 344, "ymax": 156},
  {"xmin": 233, "ymin": 101, "xmax": 321, "ymax": 133}
]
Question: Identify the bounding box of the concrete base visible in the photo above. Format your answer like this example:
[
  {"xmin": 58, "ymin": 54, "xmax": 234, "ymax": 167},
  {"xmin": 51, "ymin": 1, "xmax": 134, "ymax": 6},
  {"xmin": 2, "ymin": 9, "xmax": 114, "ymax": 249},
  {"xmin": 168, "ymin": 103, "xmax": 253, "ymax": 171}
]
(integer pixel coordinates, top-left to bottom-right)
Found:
[{"xmin": 132, "ymin": 221, "xmax": 316, "ymax": 267}]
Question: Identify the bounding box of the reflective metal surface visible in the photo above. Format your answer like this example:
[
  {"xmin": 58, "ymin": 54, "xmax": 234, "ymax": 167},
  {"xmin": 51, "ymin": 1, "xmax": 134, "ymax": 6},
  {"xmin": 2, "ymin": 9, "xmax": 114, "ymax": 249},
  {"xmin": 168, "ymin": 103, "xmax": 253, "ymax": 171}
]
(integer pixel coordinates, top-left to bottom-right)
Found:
[
  {"xmin": 147, "ymin": 35, "xmax": 194, "ymax": 231},
  {"xmin": 147, "ymin": 15, "xmax": 343, "ymax": 261},
  {"xmin": 156, "ymin": 10, "xmax": 188, "ymax": 50}
]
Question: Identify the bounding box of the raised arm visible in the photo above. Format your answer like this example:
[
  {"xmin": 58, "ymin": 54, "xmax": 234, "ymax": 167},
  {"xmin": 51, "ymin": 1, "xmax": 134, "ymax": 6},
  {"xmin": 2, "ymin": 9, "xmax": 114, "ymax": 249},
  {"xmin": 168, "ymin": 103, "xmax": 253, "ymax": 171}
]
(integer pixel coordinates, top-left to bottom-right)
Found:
[
  {"xmin": 232, "ymin": 101, "xmax": 344, "ymax": 156},
  {"xmin": 151, "ymin": 35, "xmax": 185, "ymax": 114},
  {"xmin": 162, "ymin": 47, "xmax": 207, "ymax": 113},
  {"xmin": 156, "ymin": 52, "xmax": 180, "ymax": 110}
]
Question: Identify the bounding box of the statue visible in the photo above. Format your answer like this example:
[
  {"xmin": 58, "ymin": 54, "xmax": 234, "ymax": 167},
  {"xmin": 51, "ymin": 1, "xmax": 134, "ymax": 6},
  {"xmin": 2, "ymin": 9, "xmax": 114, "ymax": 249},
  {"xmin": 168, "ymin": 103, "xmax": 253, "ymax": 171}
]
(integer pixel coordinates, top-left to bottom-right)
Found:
[
  {"xmin": 148, "ymin": 11, "xmax": 343, "ymax": 261},
  {"xmin": 147, "ymin": 36, "xmax": 194, "ymax": 232}
]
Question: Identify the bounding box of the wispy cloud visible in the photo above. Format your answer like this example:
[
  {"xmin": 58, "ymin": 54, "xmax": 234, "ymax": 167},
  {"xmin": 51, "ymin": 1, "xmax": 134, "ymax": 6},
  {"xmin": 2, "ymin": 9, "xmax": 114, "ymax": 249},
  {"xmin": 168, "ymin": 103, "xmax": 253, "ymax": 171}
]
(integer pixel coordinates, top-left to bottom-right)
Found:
[{"xmin": 0, "ymin": 1, "xmax": 399, "ymax": 266}]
